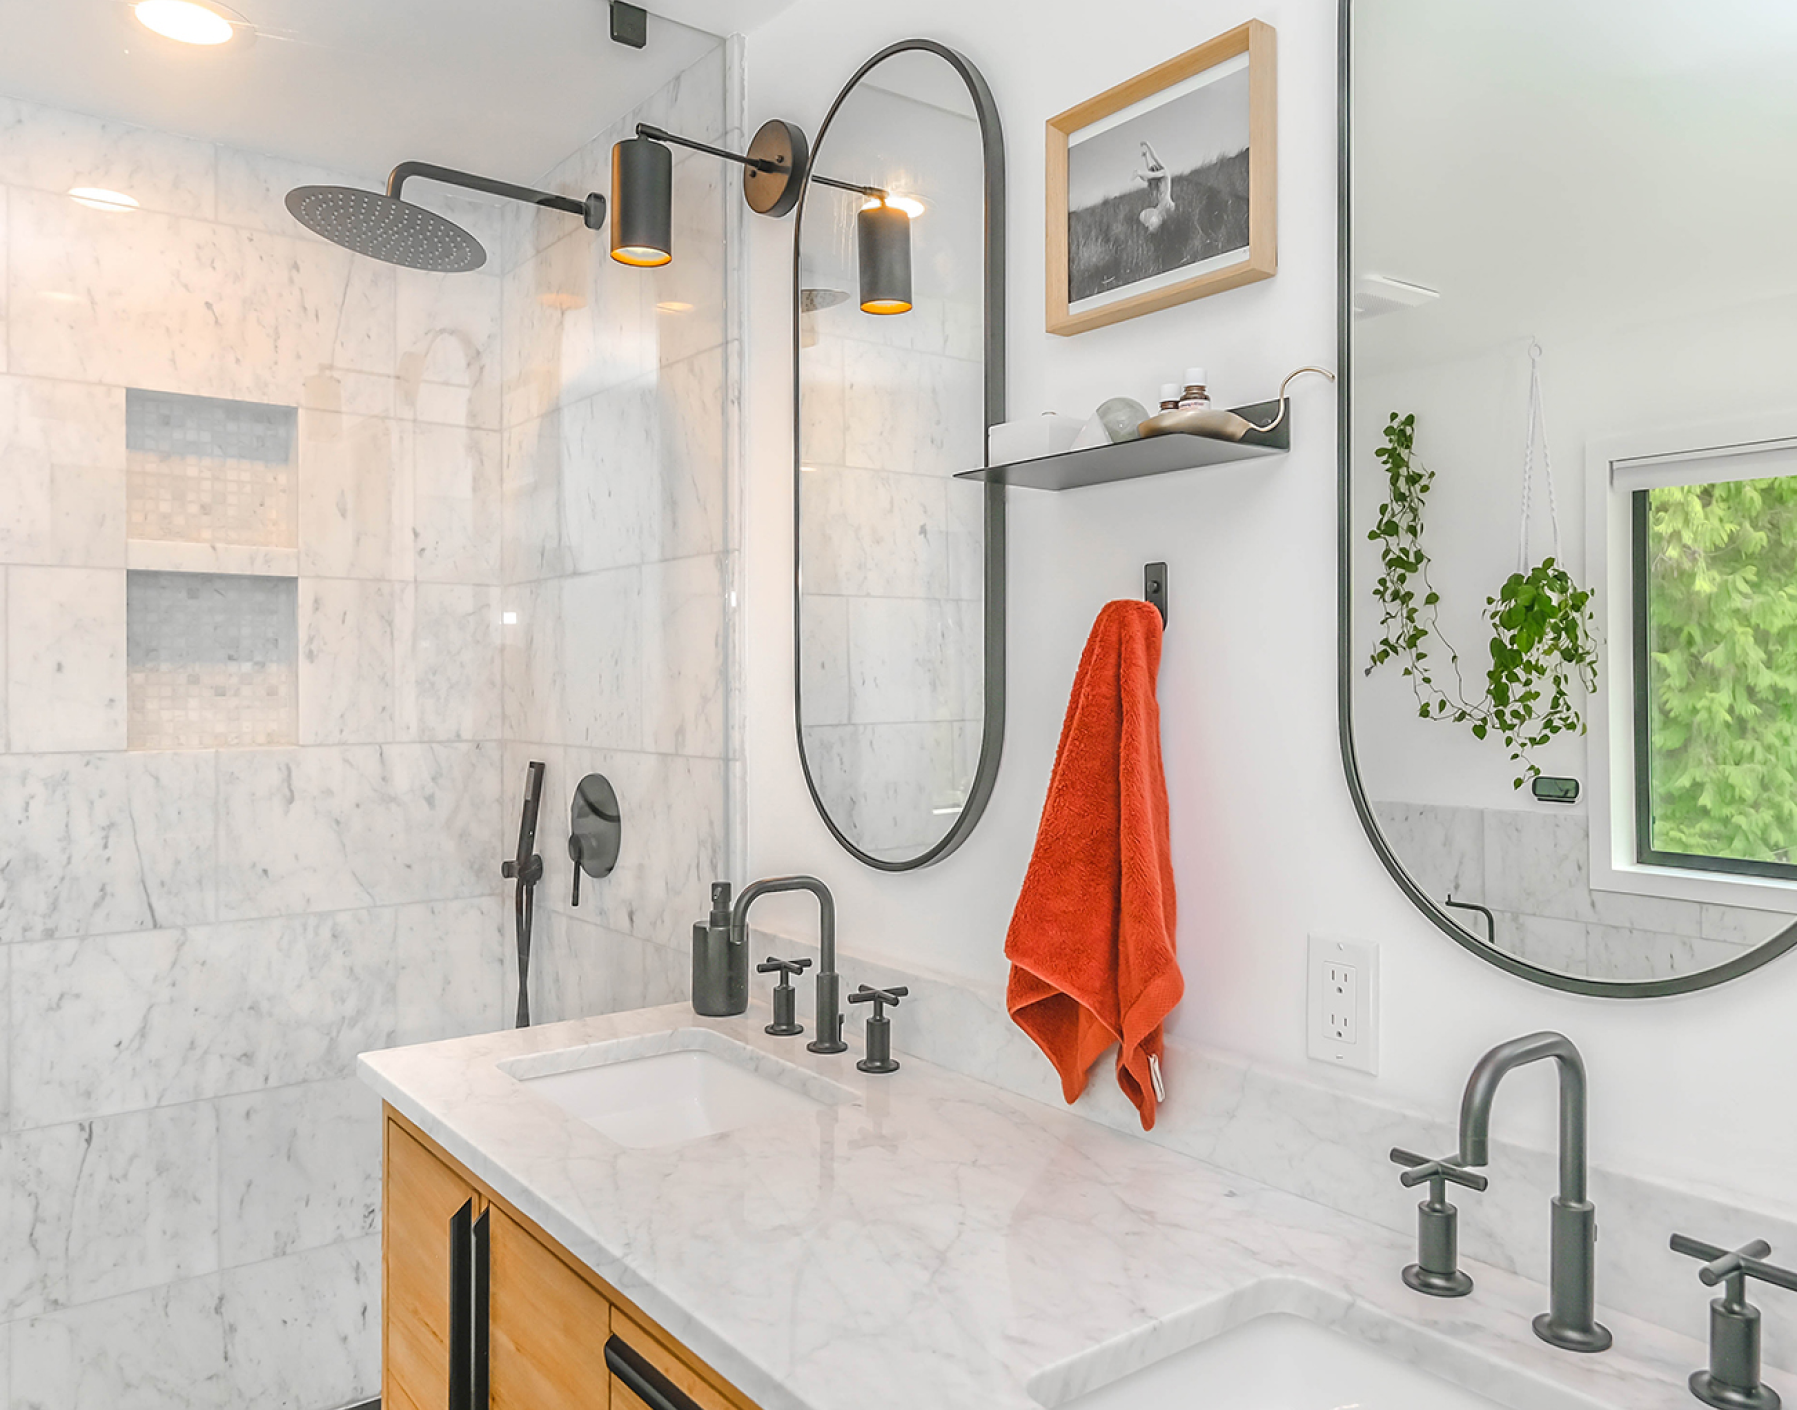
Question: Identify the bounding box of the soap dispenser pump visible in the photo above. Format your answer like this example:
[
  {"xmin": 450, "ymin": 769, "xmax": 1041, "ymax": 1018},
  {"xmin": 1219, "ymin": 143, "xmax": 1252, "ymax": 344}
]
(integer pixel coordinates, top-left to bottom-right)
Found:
[{"xmin": 692, "ymin": 882, "xmax": 746, "ymax": 1016}]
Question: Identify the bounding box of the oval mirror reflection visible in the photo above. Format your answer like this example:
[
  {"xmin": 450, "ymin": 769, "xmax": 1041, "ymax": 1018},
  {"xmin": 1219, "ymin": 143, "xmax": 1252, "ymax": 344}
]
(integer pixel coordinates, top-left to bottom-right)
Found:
[{"xmin": 794, "ymin": 42, "xmax": 1005, "ymax": 869}]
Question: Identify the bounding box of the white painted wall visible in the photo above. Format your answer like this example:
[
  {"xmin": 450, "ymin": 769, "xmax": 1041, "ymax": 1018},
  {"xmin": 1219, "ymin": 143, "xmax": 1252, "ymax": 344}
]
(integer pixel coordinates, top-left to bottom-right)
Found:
[{"xmin": 738, "ymin": 0, "xmax": 1797, "ymax": 1213}]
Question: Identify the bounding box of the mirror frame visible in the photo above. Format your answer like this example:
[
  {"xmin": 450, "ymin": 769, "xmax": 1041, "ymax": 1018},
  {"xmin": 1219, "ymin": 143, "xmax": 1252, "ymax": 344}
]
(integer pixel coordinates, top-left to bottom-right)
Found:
[
  {"xmin": 790, "ymin": 38, "xmax": 1008, "ymax": 872},
  {"xmin": 1333, "ymin": 0, "xmax": 1797, "ymax": 997}
]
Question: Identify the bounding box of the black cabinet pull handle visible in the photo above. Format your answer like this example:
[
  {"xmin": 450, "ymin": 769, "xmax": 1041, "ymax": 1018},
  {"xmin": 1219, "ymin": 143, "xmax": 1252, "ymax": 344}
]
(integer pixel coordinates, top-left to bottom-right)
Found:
[
  {"xmin": 605, "ymin": 1335, "xmax": 702, "ymax": 1410},
  {"xmin": 472, "ymin": 1209, "xmax": 491, "ymax": 1410},
  {"xmin": 449, "ymin": 1200, "xmax": 474, "ymax": 1410}
]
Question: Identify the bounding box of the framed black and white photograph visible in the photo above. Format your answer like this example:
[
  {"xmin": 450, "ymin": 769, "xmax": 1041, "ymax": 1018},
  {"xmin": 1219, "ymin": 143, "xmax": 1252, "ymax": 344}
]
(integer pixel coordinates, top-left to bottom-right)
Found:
[{"xmin": 1047, "ymin": 21, "xmax": 1276, "ymax": 335}]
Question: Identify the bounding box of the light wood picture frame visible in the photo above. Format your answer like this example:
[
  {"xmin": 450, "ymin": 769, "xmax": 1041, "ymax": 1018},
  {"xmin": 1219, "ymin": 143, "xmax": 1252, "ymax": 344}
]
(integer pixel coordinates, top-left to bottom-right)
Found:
[{"xmin": 1046, "ymin": 20, "xmax": 1276, "ymax": 336}]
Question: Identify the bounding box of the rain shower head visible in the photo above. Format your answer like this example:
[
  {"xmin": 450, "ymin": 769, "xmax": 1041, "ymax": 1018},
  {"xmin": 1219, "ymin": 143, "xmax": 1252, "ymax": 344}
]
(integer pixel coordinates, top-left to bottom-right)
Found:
[
  {"xmin": 285, "ymin": 161, "xmax": 606, "ymax": 273},
  {"xmin": 286, "ymin": 185, "xmax": 487, "ymax": 272}
]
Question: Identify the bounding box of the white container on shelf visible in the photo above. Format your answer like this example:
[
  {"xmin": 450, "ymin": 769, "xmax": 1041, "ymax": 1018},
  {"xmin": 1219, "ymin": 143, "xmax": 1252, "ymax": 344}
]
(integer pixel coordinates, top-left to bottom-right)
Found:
[{"xmin": 986, "ymin": 412, "xmax": 1086, "ymax": 465}]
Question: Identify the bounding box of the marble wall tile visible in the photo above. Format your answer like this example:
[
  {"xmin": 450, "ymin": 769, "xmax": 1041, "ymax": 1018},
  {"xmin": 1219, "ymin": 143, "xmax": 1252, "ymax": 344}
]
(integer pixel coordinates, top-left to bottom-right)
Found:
[
  {"xmin": 299, "ymin": 578, "xmax": 397, "ymax": 745},
  {"xmin": 11, "ymin": 909, "xmax": 398, "ymax": 1126},
  {"xmin": 544, "ymin": 238, "xmax": 659, "ymax": 411},
  {"xmin": 530, "ymin": 911, "xmax": 686, "ymax": 1026},
  {"xmin": 797, "ymin": 338, "xmax": 846, "ymax": 468},
  {"xmin": 394, "ymin": 896, "xmax": 507, "ymax": 1044},
  {"xmin": 215, "ymin": 742, "xmax": 496, "ymax": 918},
  {"xmin": 398, "ymin": 583, "xmax": 502, "ymax": 743},
  {"xmin": 221, "ymin": 1236, "xmax": 380, "ymax": 1410},
  {"xmin": 797, "ymin": 722, "xmax": 965, "ymax": 859},
  {"xmin": 840, "ymin": 338, "xmax": 984, "ymax": 477},
  {"xmin": 396, "ymin": 268, "xmax": 503, "ymax": 433},
  {"xmin": 1483, "ymin": 807, "xmax": 1706, "ymax": 935},
  {"xmin": 1700, "ymin": 902, "xmax": 1792, "ymax": 947},
  {"xmin": 0, "ymin": 749, "xmax": 217, "ymax": 941},
  {"xmin": 217, "ymin": 1078, "xmax": 381, "ymax": 1268},
  {"xmin": 0, "ymin": 376, "xmax": 127, "ymax": 567},
  {"xmin": 297, "ymin": 410, "xmax": 411, "ymax": 581},
  {"xmin": 1371, "ymin": 799, "xmax": 1485, "ymax": 907},
  {"xmin": 847, "ymin": 597, "xmax": 979, "ymax": 726},
  {"xmin": 557, "ymin": 567, "xmax": 645, "ymax": 749},
  {"xmin": 798, "ymin": 594, "xmax": 851, "ymax": 728},
  {"xmin": 211, "ymin": 148, "xmax": 349, "ymax": 238},
  {"xmin": 10, "ymin": 1273, "xmax": 232, "ymax": 1410},
  {"xmin": 554, "ymin": 378, "xmax": 660, "ymax": 574},
  {"xmin": 643, "ymin": 554, "xmax": 725, "ymax": 758},
  {"xmin": 5, "ymin": 565, "xmax": 126, "ymax": 752},
  {"xmin": 412, "ymin": 421, "xmax": 501, "ymax": 585},
  {"xmin": 501, "ymin": 411, "xmax": 575, "ymax": 585},
  {"xmin": 6, "ymin": 190, "xmax": 395, "ymax": 400},
  {"xmin": 0, "ymin": 97, "xmax": 216, "ymax": 218},
  {"xmin": 945, "ymin": 479, "xmax": 986, "ymax": 601},
  {"xmin": 0, "ymin": 185, "xmax": 8, "ymax": 374},
  {"xmin": 799, "ymin": 464, "xmax": 948, "ymax": 599},
  {"xmin": 656, "ymin": 345, "xmax": 729, "ymax": 561},
  {"xmin": 2, "ymin": 1103, "xmax": 220, "ymax": 1317}
]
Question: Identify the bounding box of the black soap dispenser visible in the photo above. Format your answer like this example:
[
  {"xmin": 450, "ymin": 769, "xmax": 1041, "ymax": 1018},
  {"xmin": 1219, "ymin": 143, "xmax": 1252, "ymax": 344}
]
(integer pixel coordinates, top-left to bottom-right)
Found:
[{"xmin": 691, "ymin": 882, "xmax": 746, "ymax": 1016}]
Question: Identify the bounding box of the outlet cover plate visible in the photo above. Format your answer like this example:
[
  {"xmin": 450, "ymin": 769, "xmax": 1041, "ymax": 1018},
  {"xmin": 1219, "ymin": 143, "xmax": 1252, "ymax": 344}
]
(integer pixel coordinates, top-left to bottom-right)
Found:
[{"xmin": 1308, "ymin": 934, "xmax": 1378, "ymax": 1074}]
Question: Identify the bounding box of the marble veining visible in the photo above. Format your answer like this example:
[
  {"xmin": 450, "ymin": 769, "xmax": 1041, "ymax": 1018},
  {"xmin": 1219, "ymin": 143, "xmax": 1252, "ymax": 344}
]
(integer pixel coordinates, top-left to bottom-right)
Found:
[{"xmin": 363, "ymin": 1005, "xmax": 1758, "ymax": 1410}]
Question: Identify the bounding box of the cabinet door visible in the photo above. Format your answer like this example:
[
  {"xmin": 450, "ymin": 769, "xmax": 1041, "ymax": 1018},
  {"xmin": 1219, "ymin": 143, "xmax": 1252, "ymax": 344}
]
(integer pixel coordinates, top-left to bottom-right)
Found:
[
  {"xmin": 607, "ymin": 1309, "xmax": 738, "ymax": 1410},
  {"xmin": 488, "ymin": 1205, "xmax": 613, "ymax": 1410},
  {"xmin": 385, "ymin": 1120, "xmax": 478, "ymax": 1410}
]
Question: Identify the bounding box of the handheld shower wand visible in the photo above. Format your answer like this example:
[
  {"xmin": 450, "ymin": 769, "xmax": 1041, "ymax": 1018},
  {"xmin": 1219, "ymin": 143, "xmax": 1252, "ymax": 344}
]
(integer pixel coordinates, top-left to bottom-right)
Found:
[{"xmin": 501, "ymin": 761, "xmax": 546, "ymax": 1027}]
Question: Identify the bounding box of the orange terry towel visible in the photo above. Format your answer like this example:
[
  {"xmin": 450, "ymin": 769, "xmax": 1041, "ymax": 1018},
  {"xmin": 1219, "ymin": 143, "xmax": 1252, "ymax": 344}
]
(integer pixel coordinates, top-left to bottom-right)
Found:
[{"xmin": 1004, "ymin": 599, "xmax": 1181, "ymax": 1130}]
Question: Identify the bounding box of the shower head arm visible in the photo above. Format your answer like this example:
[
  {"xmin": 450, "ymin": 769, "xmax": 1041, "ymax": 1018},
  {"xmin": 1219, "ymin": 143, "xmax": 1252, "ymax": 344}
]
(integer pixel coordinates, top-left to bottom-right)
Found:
[{"xmin": 386, "ymin": 161, "xmax": 604, "ymax": 227}]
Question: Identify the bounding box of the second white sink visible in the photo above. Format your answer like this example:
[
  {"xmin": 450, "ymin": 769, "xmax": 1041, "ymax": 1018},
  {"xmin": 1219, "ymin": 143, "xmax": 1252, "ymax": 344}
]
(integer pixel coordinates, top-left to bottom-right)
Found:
[
  {"xmin": 1044, "ymin": 1311, "xmax": 1512, "ymax": 1410},
  {"xmin": 504, "ymin": 1028, "xmax": 855, "ymax": 1149}
]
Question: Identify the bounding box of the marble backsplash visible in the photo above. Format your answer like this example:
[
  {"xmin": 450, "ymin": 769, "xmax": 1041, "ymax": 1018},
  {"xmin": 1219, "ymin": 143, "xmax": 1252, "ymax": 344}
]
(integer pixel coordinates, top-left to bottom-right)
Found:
[
  {"xmin": 1372, "ymin": 799, "xmax": 1791, "ymax": 979},
  {"xmin": 745, "ymin": 920, "xmax": 1797, "ymax": 1374}
]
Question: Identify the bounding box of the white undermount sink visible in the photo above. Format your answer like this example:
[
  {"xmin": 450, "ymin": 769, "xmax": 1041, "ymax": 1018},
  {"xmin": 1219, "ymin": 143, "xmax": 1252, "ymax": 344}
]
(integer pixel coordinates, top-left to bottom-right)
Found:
[
  {"xmin": 1044, "ymin": 1312, "xmax": 1510, "ymax": 1410},
  {"xmin": 501, "ymin": 1028, "xmax": 855, "ymax": 1149}
]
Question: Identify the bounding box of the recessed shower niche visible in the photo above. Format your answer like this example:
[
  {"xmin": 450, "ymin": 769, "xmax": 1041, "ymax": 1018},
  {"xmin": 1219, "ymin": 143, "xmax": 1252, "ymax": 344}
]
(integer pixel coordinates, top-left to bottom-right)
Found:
[{"xmin": 122, "ymin": 388, "xmax": 300, "ymax": 748}]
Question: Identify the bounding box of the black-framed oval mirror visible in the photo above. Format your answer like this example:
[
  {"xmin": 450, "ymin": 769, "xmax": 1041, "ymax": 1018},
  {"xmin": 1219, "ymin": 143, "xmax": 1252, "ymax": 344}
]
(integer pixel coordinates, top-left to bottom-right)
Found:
[
  {"xmin": 792, "ymin": 40, "xmax": 1007, "ymax": 871},
  {"xmin": 1338, "ymin": 0, "xmax": 1797, "ymax": 995}
]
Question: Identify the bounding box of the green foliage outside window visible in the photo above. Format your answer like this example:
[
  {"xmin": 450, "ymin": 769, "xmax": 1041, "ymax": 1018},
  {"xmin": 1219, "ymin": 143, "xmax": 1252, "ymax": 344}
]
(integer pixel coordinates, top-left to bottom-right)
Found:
[{"xmin": 1643, "ymin": 476, "xmax": 1797, "ymax": 864}]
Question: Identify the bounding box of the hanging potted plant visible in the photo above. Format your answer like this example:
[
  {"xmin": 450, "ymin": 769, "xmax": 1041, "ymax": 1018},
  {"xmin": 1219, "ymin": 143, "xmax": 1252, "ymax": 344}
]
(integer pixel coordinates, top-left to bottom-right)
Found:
[{"xmin": 1365, "ymin": 349, "xmax": 1599, "ymax": 788}]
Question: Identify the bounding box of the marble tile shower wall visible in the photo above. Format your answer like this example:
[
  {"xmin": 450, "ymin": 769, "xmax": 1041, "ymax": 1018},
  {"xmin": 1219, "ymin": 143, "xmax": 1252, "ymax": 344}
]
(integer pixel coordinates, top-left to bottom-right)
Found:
[
  {"xmin": 796, "ymin": 293, "xmax": 985, "ymax": 856},
  {"xmin": 498, "ymin": 49, "xmax": 736, "ymax": 1025},
  {"xmin": 1370, "ymin": 800, "xmax": 1788, "ymax": 979},
  {"xmin": 0, "ymin": 95, "xmax": 509, "ymax": 1409}
]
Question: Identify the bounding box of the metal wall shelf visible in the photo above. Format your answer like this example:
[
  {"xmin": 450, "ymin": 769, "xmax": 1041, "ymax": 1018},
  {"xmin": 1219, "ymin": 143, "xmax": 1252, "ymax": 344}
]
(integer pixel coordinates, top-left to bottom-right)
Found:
[{"xmin": 956, "ymin": 398, "xmax": 1289, "ymax": 491}]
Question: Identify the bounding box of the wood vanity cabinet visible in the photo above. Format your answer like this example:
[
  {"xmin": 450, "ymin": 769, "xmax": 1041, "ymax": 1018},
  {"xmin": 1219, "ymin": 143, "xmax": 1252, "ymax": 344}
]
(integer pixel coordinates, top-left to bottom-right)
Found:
[{"xmin": 382, "ymin": 1108, "xmax": 757, "ymax": 1410}]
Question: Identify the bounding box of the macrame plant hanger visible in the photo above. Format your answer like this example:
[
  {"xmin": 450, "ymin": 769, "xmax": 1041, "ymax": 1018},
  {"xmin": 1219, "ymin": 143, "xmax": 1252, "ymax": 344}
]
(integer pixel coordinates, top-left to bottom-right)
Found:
[{"xmin": 1517, "ymin": 339, "xmax": 1563, "ymax": 572}]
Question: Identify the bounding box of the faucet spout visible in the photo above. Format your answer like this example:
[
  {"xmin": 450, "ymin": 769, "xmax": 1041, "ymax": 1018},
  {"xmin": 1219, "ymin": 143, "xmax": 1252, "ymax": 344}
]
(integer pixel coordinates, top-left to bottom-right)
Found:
[
  {"xmin": 1457, "ymin": 1030, "xmax": 1588, "ymax": 1203},
  {"xmin": 1455, "ymin": 1031, "xmax": 1610, "ymax": 1354},
  {"xmin": 730, "ymin": 876, "xmax": 845, "ymax": 1054}
]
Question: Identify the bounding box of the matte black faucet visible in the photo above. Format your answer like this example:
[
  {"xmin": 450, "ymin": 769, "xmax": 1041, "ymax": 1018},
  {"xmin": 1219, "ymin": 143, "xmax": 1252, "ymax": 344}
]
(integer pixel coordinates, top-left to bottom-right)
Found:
[
  {"xmin": 1456, "ymin": 1031, "xmax": 1611, "ymax": 1352},
  {"xmin": 730, "ymin": 877, "xmax": 846, "ymax": 1054},
  {"xmin": 1672, "ymin": 1233, "xmax": 1797, "ymax": 1410}
]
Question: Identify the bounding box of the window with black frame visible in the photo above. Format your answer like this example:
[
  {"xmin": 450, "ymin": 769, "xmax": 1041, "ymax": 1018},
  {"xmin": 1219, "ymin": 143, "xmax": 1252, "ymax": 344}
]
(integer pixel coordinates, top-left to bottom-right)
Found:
[{"xmin": 1632, "ymin": 472, "xmax": 1797, "ymax": 880}]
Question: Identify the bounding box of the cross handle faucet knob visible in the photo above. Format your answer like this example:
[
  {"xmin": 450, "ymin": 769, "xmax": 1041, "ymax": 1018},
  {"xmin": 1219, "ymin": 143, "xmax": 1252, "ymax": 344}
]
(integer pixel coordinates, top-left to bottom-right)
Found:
[
  {"xmin": 1391, "ymin": 1147, "xmax": 1490, "ymax": 1196},
  {"xmin": 848, "ymin": 984, "xmax": 908, "ymax": 1020},
  {"xmin": 756, "ymin": 957, "xmax": 813, "ymax": 980}
]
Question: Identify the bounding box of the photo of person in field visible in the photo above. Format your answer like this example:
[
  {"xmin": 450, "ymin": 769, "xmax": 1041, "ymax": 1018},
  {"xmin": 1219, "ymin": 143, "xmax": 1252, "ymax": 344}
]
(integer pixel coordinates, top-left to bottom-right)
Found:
[{"xmin": 1065, "ymin": 57, "xmax": 1252, "ymax": 308}]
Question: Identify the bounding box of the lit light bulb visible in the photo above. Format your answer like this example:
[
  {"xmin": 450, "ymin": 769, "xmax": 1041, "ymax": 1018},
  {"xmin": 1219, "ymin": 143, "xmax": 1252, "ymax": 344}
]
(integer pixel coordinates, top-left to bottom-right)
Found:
[
  {"xmin": 133, "ymin": 0, "xmax": 236, "ymax": 46},
  {"xmin": 860, "ymin": 194, "xmax": 926, "ymax": 219},
  {"xmin": 68, "ymin": 187, "xmax": 140, "ymax": 212}
]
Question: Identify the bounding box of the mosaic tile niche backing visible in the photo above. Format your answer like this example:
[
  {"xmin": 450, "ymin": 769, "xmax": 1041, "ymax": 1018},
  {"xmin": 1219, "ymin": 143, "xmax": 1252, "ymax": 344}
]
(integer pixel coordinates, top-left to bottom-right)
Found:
[
  {"xmin": 127, "ymin": 571, "xmax": 298, "ymax": 748},
  {"xmin": 126, "ymin": 387, "xmax": 299, "ymax": 547}
]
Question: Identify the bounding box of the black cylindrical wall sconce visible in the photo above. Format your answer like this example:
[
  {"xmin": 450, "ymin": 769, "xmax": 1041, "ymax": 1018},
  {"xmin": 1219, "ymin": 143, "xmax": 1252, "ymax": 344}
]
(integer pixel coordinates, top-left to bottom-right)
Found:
[
  {"xmin": 857, "ymin": 201, "xmax": 912, "ymax": 315},
  {"xmin": 610, "ymin": 137, "xmax": 673, "ymax": 267}
]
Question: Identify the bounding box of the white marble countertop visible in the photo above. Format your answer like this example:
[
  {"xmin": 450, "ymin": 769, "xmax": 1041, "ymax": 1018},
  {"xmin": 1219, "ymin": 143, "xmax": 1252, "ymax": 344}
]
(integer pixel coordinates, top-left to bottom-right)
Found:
[{"xmin": 359, "ymin": 1004, "xmax": 1723, "ymax": 1410}]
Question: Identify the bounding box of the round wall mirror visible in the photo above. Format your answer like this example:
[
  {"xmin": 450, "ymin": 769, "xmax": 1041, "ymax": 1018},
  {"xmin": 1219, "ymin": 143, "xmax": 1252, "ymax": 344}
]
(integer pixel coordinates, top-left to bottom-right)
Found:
[
  {"xmin": 1340, "ymin": 0, "xmax": 1797, "ymax": 993},
  {"xmin": 792, "ymin": 40, "xmax": 1007, "ymax": 870}
]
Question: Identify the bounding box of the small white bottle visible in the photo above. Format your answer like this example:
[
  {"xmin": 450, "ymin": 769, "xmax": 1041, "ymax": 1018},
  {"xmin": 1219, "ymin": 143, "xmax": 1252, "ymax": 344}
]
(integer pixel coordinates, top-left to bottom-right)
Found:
[
  {"xmin": 1158, "ymin": 383, "xmax": 1182, "ymax": 412},
  {"xmin": 1178, "ymin": 368, "xmax": 1211, "ymax": 410}
]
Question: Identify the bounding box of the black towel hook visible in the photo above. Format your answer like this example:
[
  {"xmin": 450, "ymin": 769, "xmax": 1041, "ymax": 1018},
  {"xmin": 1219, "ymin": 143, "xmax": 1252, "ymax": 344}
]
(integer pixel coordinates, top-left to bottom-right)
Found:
[{"xmin": 1144, "ymin": 562, "xmax": 1168, "ymax": 627}]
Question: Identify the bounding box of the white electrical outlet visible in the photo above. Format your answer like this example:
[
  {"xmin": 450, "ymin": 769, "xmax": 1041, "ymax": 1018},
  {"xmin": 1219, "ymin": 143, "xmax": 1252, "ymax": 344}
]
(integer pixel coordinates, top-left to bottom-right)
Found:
[{"xmin": 1308, "ymin": 935, "xmax": 1378, "ymax": 1073}]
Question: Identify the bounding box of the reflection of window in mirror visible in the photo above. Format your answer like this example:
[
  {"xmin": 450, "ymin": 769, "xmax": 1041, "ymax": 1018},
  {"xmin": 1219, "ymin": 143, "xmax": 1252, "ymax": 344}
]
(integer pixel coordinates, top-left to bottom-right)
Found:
[{"xmin": 1588, "ymin": 424, "xmax": 1797, "ymax": 925}]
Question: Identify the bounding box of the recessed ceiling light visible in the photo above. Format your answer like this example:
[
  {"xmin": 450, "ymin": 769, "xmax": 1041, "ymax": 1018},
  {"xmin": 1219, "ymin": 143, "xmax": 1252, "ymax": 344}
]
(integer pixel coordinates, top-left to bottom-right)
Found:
[
  {"xmin": 68, "ymin": 187, "xmax": 140, "ymax": 212},
  {"xmin": 655, "ymin": 301, "xmax": 693, "ymax": 313},
  {"xmin": 133, "ymin": 0, "xmax": 239, "ymax": 46}
]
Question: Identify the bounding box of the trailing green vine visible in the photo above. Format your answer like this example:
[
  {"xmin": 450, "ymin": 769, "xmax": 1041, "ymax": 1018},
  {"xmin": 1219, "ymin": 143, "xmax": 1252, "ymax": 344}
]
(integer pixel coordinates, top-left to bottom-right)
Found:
[{"xmin": 1366, "ymin": 411, "xmax": 1600, "ymax": 788}]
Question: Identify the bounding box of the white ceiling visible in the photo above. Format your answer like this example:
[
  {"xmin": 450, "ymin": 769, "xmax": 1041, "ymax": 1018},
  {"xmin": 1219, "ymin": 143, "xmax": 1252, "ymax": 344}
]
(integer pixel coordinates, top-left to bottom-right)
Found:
[
  {"xmin": 0, "ymin": 0, "xmax": 794, "ymax": 184},
  {"xmin": 1353, "ymin": 0, "xmax": 1797, "ymax": 372}
]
